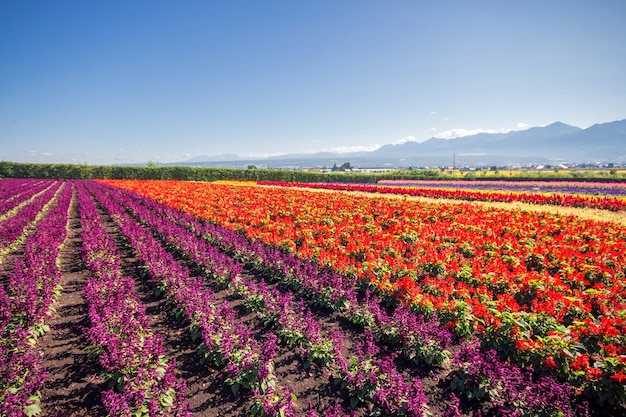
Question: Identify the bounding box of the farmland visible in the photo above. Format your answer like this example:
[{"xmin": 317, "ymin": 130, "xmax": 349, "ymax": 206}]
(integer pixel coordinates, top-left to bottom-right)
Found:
[{"xmin": 2, "ymin": 178, "xmax": 626, "ymax": 417}]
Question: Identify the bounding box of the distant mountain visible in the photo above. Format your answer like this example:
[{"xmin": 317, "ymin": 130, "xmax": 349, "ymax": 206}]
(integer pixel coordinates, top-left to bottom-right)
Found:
[
  {"xmin": 556, "ymin": 119, "xmax": 626, "ymax": 160},
  {"xmin": 368, "ymin": 121, "xmax": 586, "ymax": 163},
  {"xmin": 174, "ymin": 119, "xmax": 626, "ymax": 168}
]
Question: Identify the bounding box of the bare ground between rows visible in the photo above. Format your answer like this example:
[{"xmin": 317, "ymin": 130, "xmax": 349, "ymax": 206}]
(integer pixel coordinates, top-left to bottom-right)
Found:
[
  {"xmin": 103, "ymin": 211, "xmax": 250, "ymax": 416},
  {"xmin": 0, "ymin": 244, "xmax": 24, "ymax": 288},
  {"xmin": 38, "ymin": 188, "xmax": 106, "ymax": 417}
]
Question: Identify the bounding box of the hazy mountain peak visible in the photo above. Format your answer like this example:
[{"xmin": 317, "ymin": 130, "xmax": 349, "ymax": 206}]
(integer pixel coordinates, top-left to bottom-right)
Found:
[{"xmin": 176, "ymin": 119, "xmax": 625, "ymax": 168}]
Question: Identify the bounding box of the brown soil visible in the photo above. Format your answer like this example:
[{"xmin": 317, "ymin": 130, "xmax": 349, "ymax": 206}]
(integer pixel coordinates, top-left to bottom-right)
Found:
[
  {"xmin": 38, "ymin": 187, "xmax": 106, "ymax": 417},
  {"xmin": 0, "ymin": 245, "xmax": 23, "ymax": 288}
]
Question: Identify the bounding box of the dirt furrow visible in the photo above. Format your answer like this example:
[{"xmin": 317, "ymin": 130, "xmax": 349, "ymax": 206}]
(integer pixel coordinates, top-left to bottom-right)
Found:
[
  {"xmin": 38, "ymin": 187, "xmax": 105, "ymax": 417},
  {"xmin": 95, "ymin": 204, "xmax": 251, "ymax": 415}
]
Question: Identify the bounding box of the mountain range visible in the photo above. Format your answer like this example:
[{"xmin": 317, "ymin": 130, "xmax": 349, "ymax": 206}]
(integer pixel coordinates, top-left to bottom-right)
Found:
[{"xmin": 173, "ymin": 119, "xmax": 626, "ymax": 169}]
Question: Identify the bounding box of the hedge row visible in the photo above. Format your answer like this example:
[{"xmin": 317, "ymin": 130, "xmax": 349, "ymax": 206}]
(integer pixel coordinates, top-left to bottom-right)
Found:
[{"xmin": 0, "ymin": 161, "xmax": 623, "ymax": 183}]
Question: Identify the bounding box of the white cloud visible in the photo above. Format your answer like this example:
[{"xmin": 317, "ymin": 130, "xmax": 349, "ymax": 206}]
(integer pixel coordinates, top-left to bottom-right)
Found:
[
  {"xmin": 244, "ymin": 144, "xmax": 381, "ymax": 158},
  {"xmin": 394, "ymin": 132, "xmax": 439, "ymax": 145},
  {"xmin": 26, "ymin": 150, "xmax": 54, "ymax": 157},
  {"xmin": 396, "ymin": 136, "xmax": 417, "ymax": 144},
  {"xmin": 434, "ymin": 123, "xmax": 531, "ymax": 140},
  {"xmin": 242, "ymin": 151, "xmax": 288, "ymax": 158},
  {"xmin": 317, "ymin": 145, "xmax": 381, "ymax": 153},
  {"xmin": 429, "ymin": 111, "xmax": 437, "ymax": 115},
  {"xmin": 435, "ymin": 128, "xmax": 503, "ymax": 139}
]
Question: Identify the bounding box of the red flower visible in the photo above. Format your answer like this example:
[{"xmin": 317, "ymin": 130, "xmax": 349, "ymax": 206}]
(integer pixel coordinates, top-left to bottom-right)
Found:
[
  {"xmin": 610, "ymin": 371, "xmax": 626, "ymax": 384},
  {"xmin": 514, "ymin": 338, "xmax": 530, "ymax": 351},
  {"xmin": 569, "ymin": 354, "xmax": 589, "ymax": 371},
  {"xmin": 543, "ymin": 356, "xmax": 558, "ymax": 369},
  {"xmin": 587, "ymin": 367, "xmax": 603, "ymax": 381},
  {"xmin": 601, "ymin": 343, "xmax": 618, "ymax": 357}
]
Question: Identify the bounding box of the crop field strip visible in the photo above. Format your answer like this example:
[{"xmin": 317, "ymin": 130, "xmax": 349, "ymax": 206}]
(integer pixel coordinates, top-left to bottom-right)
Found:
[
  {"xmin": 0, "ymin": 180, "xmax": 64, "ymax": 261},
  {"xmin": 2, "ymin": 178, "xmax": 625, "ymax": 416},
  {"xmin": 261, "ymin": 182, "xmax": 626, "ymax": 225},
  {"xmin": 257, "ymin": 181, "xmax": 626, "ymax": 212},
  {"xmin": 0, "ymin": 180, "xmax": 55, "ymax": 224},
  {"xmin": 35, "ymin": 184, "xmax": 104, "ymax": 417}
]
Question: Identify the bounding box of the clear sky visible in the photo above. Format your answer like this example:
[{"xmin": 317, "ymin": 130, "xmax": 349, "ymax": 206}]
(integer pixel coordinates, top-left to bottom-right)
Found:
[{"xmin": 1, "ymin": 1, "xmax": 625, "ymax": 164}]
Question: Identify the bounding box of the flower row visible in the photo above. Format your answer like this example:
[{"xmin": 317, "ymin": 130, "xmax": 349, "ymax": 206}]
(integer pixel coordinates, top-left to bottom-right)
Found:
[
  {"xmin": 75, "ymin": 183, "xmax": 190, "ymax": 417},
  {"xmin": 377, "ymin": 179, "xmax": 626, "ymax": 196},
  {"xmin": 0, "ymin": 179, "xmax": 54, "ymax": 219},
  {"xmin": 1, "ymin": 180, "xmax": 72, "ymax": 417},
  {"xmin": 0, "ymin": 181, "xmax": 63, "ymax": 256},
  {"xmin": 258, "ymin": 181, "xmax": 626, "ymax": 211}
]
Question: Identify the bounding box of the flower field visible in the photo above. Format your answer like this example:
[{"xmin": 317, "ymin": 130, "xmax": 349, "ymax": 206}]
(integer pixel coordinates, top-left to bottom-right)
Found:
[
  {"xmin": 2, "ymin": 178, "xmax": 625, "ymax": 416},
  {"xmin": 255, "ymin": 181, "xmax": 626, "ymax": 212}
]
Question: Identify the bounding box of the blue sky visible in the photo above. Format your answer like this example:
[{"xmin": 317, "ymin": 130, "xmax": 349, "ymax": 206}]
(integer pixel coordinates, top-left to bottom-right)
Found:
[{"xmin": 1, "ymin": 1, "xmax": 625, "ymax": 164}]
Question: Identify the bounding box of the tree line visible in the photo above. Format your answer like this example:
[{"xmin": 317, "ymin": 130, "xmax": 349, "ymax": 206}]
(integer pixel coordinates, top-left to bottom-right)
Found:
[
  {"xmin": 0, "ymin": 161, "xmax": 623, "ymax": 183},
  {"xmin": 0, "ymin": 161, "xmax": 415, "ymax": 182}
]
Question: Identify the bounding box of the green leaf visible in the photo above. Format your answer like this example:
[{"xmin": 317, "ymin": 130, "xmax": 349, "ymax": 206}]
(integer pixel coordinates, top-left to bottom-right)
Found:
[
  {"xmin": 160, "ymin": 389, "xmax": 174, "ymax": 408},
  {"xmin": 450, "ymin": 378, "xmax": 458, "ymax": 391},
  {"xmin": 350, "ymin": 397, "xmax": 359, "ymax": 409},
  {"xmin": 250, "ymin": 402, "xmax": 261, "ymax": 416},
  {"xmin": 134, "ymin": 405, "xmax": 148, "ymax": 417},
  {"xmin": 24, "ymin": 403, "xmax": 42, "ymax": 417}
]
